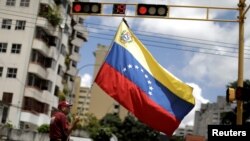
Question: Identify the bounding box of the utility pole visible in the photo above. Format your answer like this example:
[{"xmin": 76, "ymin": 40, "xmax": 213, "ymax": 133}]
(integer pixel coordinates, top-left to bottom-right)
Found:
[{"xmin": 237, "ymin": 0, "xmax": 247, "ymax": 125}]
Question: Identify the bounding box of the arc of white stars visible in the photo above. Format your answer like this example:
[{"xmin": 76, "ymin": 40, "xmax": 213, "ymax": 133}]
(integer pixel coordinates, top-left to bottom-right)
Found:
[{"xmin": 122, "ymin": 64, "xmax": 154, "ymax": 96}]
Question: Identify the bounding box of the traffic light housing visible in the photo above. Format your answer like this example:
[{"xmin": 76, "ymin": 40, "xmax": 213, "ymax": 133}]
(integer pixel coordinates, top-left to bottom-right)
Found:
[
  {"xmin": 226, "ymin": 87, "xmax": 250, "ymax": 103},
  {"xmin": 72, "ymin": 2, "xmax": 102, "ymax": 14},
  {"xmin": 226, "ymin": 87, "xmax": 236, "ymax": 103},
  {"xmin": 136, "ymin": 4, "xmax": 168, "ymax": 17},
  {"xmin": 113, "ymin": 4, "xmax": 126, "ymax": 14},
  {"xmin": 235, "ymin": 87, "xmax": 250, "ymax": 101}
]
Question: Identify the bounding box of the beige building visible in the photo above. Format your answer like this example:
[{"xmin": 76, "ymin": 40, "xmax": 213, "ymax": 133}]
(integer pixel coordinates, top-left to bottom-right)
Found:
[
  {"xmin": 89, "ymin": 44, "xmax": 128, "ymax": 120},
  {"xmin": 0, "ymin": 0, "xmax": 87, "ymax": 130},
  {"xmin": 71, "ymin": 76, "xmax": 91, "ymax": 120}
]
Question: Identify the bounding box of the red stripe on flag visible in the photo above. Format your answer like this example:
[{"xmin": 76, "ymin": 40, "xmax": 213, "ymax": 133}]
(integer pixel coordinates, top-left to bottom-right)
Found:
[{"xmin": 95, "ymin": 63, "xmax": 180, "ymax": 136}]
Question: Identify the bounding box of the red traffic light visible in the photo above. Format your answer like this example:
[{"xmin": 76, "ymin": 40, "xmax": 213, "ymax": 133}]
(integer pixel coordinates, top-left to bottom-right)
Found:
[
  {"xmin": 113, "ymin": 4, "xmax": 126, "ymax": 14},
  {"xmin": 72, "ymin": 2, "xmax": 102, "ymax": 14},
  {"xmin": 137, "ymin": 4, "xmax": 168, "ymax": 16}
]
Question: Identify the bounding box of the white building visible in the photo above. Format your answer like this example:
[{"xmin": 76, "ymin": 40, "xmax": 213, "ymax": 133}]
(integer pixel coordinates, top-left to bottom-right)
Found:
[{"xmin": 0, "ymin": 0, "xmax": 87, "ymax": 130}]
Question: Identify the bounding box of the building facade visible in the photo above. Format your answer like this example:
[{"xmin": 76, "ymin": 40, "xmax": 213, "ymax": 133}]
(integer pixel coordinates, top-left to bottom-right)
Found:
[
  {"xmin": 89, "ymin": 44, "xmax": 128, "ymax": 120},
  {"xmin": 0, "ymin": 0, "xmax": 87, "ymax": 130},
  {"xmin": 193, "ymin": 96, "xmax": 232, "ymax": 138},
  {"xmin": 70, "ymin": 76, "xmax": 91, "ymax": 121},
  {"xmin": 174, "ymin": 125, "xmax": 194, "ymax": 137}
]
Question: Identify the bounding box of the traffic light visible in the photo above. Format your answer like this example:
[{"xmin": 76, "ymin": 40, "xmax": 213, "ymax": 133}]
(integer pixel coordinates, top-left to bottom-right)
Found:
[
  {"xmin": 226, "ymin": 87, "xmax": 250, "ymax": 103},
  {"xmin": 235, "ymin": 87, "xmax": 250, "ymax": 101},
  {"xmin": 72, "ymin": 2, "xmax": 102, "ymax": 14},
  {"xmin": 136, "ymin": 4, "xmax": 168, "ymax": 17},
  {"xmin": 226, "ymin": 87, "xmax": 235, "ymax": 103},
  {"xmin": 113, "ymin": 4, "xmax": 126, "ymax": 14}
]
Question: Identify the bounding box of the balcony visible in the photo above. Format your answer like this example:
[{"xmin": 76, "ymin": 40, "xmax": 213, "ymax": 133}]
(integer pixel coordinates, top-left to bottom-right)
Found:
[
  {"xmin": 28, "ymin": 63, "xmax": 47, "ymax": 79},
  {"xmin": 70, "ymin": 52, "xmax": 80, "ymax": 62},
  {"xmin": 71, "ymin": 38, "xmax": 84, "ymax": 47},
  {"xmin": 75, "ymin": 31, "xmax": 88, "ymax": 42},
  {"xmin": 33, "ymin": 39, "xmax": 49, "ymax": 55},
  {"xmin": 74, "ymin": 24, "xmax": 88, "ymax": 39}
]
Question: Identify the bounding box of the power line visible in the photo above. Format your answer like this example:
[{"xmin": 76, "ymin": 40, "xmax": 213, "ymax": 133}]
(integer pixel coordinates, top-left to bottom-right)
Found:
[
  {"xmin": 84, "ymin": 21, "xmax": 249, "ymax": 48},
  {"xmin": 0, "ymin": 18, "xmax": 249, "ymax": 58},
  {"xmin": 88, "ymin": 34, "xmax": 250, "ymax": 59}
]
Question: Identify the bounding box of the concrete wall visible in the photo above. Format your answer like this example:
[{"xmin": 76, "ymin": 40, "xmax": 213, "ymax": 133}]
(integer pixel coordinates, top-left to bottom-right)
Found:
[{"xmin": 0, "ymin": 127, "xmax": 90, "ymax": 141}]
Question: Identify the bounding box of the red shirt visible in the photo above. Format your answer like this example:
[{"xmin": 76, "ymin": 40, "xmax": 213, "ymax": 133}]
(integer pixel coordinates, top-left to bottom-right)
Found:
[{"xmin": 49, "ymin": 111, "xmax": 70, "ymax": 140}]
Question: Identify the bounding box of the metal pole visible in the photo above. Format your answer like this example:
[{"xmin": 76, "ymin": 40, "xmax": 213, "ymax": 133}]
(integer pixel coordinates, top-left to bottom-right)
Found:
[{"xmin": 237, "ymin": 0, "xmax": 245, "ymax": 125}]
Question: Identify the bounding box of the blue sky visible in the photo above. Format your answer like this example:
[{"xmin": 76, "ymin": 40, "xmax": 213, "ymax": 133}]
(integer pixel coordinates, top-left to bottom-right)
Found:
[{"xmin": 77, "ymin": 0, "xmax": 250, "ymax": 127}]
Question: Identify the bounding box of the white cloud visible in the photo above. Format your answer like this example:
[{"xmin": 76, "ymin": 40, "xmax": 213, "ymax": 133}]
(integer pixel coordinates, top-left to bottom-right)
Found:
[
  {"xmin": 179, "ymin": 83, "xmax": 209, "ymax": 128},
  {"xmin": 80, "ymin": 73, "xmax": 93, "ymax": 87}
]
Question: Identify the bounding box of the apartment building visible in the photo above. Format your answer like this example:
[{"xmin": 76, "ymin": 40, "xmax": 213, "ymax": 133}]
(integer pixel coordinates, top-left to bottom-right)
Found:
[
  {"xmin": 193, "ymin": 96, "xmax": 232, "ymax": 138},
  {"xmin": 70, "ymin": 76, "xmax": 91, "ymax": 121},
  {"xmin": 0, "ymin": 0, "xmax": 87, "ymax": 130},
  {"xmin": 174, "ymin": 125, "xmax": 194, "ymax": 137}
]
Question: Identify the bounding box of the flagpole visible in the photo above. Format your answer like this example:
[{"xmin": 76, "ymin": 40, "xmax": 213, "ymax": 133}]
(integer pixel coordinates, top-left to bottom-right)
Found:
[{"xmin": 122, "ymin": 18, "xmax": 130, "ymax": 28}]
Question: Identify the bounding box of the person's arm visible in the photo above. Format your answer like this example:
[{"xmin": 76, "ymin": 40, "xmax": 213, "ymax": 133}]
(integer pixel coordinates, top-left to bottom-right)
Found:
[{"xmin": 67, "ymin": 116, "xmax": 80, "ymax": 135}]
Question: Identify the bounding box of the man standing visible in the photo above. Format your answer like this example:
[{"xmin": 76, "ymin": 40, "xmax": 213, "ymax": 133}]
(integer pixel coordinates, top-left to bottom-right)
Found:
[{"xmin": 49, "ymin": 101, "xmax": 80, "ymax": 141}]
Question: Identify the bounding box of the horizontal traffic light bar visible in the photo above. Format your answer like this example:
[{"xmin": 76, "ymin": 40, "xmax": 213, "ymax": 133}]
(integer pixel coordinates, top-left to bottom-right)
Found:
[{"xmin": 71, "ymin": 2, "xmax": 238, "ymax": 22}]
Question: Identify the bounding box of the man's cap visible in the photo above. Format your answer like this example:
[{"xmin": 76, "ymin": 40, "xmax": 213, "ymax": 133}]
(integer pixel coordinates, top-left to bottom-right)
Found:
[{"xmin": 58, "ymin": 101, "xmax": 72, "ymax": 110}]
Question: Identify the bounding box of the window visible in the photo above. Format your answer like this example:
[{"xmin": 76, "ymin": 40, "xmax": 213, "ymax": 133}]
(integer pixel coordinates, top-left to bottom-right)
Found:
[
  {"xmin": 15, "ymin": 20, "xmax": 26, "ymax": 30},
  {"xmin": 0, "ymin": 43, "xmax": 7, "ymax": 53},
  {"xmin": 27, "ymin": 73, "xmax": 52, "ymax": 91},
  {"xmin": 74, "ymin": 46, "xmax": 79, "ymax": 53},
  {"xmin": 11, "ymin": 44, "xmax": 21, "ymax": 54},
  {"xmin": 2, "ymin": 92, "xmax": 13, "ymax": 105},
  {"xmin": 0, "ymin": 67, "xmax": 3, "ymax": 77},
  {"xmin": 7, "ymin": 68, "xmax": 17, "ymax": 78},
  {"xmin": 6, "ymin": 0, "xmax": 16, "ymax": 6},
  {"xmin": 72, "ymin": 61, "xmax": 77, "ymax": 68},
  {"xmin": 57, "ymin": 65, "xmax": 64, "ymax": 76},
  {"xmin": 22, "ymin": 97, "xmax": 49, "ymax": 114},
  {"xmin": 1, "ymin": 106, "xmax": 9, "ymax": 124},
  {"xmin": 20, "ymin": 0, "xmax": 30, "ymax": 7},
  {"xmin": 78, "ymin": 17, "xmax": 84, "ymax": 24},
  {"xmin": 2, "ymin": 19, "xmax": 12, "ymax": 29}
]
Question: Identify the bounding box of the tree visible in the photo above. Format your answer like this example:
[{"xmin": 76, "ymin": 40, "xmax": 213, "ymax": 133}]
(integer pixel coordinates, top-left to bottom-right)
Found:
[
  {"xmin": 83, "ymin": 113, "xmax": 161, "ymax": 141},
  {"xmin": 119, "ymin": 115, "xmax": 161, "ymax": 141},
  {"xmin": 100, "ymin": 113, "xmax": 122, "ymax": 139}
]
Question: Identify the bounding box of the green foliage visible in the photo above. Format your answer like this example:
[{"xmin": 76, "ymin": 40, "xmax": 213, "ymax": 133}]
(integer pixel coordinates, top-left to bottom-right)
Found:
[
  {"xmin": 119, "ymin": 115, "xmax": 160, "ymax": 141},
  {"xmin": 92, "ymin": 127, "xmax": 113, "ymax": 141},
  {"xmin": 64, "ymin": 54, "xmax": 70, "ymax": 70},
  {"xmin": 83, "ymin": 113, "xmax": 160, "ymax": 141},
  {"xmin": 37, "ymin": 124, "xmax": 49, "ymax": 133},
  {"xmin": 5, "ymin": 120, "xmax": 13, "ymax": 128},
  {"xmin": 58, "ymin": 91, "xmax": 66, "ymax": 101},
  {"xmin": 39, "ymin": 5, "xmax": 62, "ymax": 27},
  {"xmin": 226, "ymin": 79, "xmax": 250, "ymax": 89}
]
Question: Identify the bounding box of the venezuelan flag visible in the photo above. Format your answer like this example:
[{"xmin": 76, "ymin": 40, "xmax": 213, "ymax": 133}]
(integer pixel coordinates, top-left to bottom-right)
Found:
[{"xmin": 94, "ymin": 19, "xmax": 195, "ymax": 136}]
